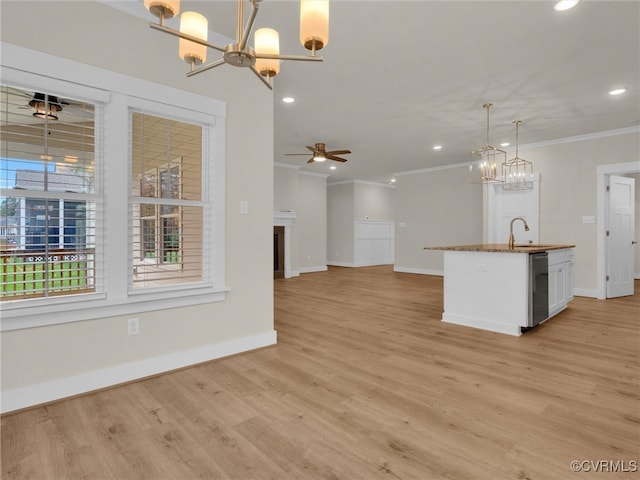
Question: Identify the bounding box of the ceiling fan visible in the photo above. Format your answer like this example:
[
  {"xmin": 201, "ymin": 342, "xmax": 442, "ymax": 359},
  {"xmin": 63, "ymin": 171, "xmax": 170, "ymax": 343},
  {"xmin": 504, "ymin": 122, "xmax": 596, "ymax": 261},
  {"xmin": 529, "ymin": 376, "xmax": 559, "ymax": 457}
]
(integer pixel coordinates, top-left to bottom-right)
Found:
[{"xmin": 286, "ymin": 142, "xmax": 351, "ymax": 164}]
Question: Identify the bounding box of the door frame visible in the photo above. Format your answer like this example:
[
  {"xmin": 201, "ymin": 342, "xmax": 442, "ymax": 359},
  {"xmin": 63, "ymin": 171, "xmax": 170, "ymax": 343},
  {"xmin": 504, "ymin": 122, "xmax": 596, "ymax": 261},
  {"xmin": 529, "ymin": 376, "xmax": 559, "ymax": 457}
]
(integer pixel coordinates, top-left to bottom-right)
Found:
[{"xmin": 596, "ymin": 161, "xmax": 640, "ymax": 299}]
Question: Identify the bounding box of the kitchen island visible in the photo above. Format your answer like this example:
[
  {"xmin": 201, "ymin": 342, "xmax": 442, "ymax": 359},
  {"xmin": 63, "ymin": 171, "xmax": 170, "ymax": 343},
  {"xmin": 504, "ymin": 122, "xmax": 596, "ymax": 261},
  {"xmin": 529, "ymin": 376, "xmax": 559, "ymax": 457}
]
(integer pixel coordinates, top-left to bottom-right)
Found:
[{"xmin": 425, "ymin": 244, "xmax": 575, "ymax": 336}]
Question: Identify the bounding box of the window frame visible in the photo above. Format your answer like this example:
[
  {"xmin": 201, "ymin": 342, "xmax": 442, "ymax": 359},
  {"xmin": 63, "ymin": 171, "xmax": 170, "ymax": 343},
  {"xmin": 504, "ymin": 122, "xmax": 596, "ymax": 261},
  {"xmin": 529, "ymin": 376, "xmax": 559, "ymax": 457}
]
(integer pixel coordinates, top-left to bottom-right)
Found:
[
  {"xmin": 0, "ymin": 44, "xmax": 227, "ymax": 332},
  {"xmin": 127, "ymin": 102, "xmax": 212, "ymax": 294}
]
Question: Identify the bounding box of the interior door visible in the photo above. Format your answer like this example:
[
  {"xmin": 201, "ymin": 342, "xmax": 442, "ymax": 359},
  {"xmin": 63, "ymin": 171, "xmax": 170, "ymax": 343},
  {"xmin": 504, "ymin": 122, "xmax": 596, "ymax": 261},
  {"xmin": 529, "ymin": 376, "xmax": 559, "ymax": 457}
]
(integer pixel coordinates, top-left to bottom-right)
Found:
[{"xmin": 606, "ymin": 175, "xmax": 635, "ymax": 298}]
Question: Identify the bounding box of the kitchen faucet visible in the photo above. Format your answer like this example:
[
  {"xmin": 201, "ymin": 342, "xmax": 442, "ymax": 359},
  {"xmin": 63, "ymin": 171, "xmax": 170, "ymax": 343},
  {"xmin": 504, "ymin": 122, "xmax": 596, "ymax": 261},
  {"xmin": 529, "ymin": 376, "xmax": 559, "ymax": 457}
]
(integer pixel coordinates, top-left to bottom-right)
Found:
[{"xmin": 508, "ymin": 217, "xmax": 530, "ymax": 249}]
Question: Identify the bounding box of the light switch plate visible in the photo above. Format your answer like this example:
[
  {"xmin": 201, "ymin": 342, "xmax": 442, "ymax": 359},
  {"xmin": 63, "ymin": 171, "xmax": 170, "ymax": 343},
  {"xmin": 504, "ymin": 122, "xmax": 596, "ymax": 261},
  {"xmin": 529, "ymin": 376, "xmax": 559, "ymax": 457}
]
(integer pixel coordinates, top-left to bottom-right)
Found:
[
  {"xmin": 582, "ymin": 215, "xmax": 595, "ymax": 224},
  {"xmin": 240, "ymin": 200, "xmax": 249, "ymax": 215}
]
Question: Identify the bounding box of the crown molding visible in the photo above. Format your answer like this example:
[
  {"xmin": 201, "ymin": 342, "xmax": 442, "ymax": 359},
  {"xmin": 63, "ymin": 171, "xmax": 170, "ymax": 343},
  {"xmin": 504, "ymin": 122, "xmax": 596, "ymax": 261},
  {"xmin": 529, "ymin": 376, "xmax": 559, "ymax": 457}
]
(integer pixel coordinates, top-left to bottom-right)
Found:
[
  {"xmin": 328, "ymin": 179, "xmax": 395, "ymax": 188},
  {"xmin": 274, "ymin": 162, "xmax": 301, "ymax": 170}
]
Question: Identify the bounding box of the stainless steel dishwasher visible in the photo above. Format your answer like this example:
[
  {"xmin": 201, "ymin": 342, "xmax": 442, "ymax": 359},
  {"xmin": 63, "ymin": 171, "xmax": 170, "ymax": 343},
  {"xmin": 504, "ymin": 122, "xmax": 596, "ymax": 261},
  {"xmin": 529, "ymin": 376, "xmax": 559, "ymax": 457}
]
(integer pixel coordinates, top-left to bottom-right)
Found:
[{"xmin": 529, "ymin": 252, "xmax": 549, "ymax": 327}]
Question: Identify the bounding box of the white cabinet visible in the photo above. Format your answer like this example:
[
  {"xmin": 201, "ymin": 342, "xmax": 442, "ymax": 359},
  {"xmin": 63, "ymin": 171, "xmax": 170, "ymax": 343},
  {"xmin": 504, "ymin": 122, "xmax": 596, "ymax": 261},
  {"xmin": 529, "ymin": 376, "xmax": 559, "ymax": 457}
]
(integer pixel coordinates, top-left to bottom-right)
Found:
[
  {"xmin": 354, "ymin": 220, "xmax": 394, "ymax": 266},
  {"xmin": 548, "ymin": 249, "xmax": 574, "ymax": 317},
  {"xmin": 565, "ymin": 250, "xmax": 575, "ymax": 302}
]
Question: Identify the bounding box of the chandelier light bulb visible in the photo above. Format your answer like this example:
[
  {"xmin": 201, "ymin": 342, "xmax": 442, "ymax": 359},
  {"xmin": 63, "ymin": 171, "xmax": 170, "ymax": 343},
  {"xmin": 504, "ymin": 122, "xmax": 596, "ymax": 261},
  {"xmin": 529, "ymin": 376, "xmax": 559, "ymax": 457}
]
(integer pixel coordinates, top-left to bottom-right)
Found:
[
  {"xmin": 255, "ymin": 28, "xmax": 281, "ymax": 77},
  {"xmin": 179, "ymin": 11, "xmax": 208, "ymax": 65},
  {"xmin": 144, "ymin": 0, "xmax": 180, "ymax": 20},
  {"xmin": 300, "ymin": 0, "xmax": 329, "ymax": 51}
]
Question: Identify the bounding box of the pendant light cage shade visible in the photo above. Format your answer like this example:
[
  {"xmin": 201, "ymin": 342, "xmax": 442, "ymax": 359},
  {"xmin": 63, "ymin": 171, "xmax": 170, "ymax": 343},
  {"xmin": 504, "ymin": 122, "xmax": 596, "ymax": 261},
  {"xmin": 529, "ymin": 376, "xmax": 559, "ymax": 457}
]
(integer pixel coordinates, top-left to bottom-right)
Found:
[
  {"xmin": 502, "ymin": 157, "xmax": 534, "ymax": 190},
  {"xmin": 255, "ymin": 28, "xmax": 280, "ymax": 77},
  {"xmin": 502, "ymin": 120, "xmax": 534, "ymax": 190},
  {"xmin": 300, "ymin": 0, "xmax": 329, "ymax": 51},
  {"xmin": 470, "ymin": 103, "xmax": 505, "ymax": 184},
  {"xmin": 144, "ymin": 0, "xmax": 180, "ymax": 20},
  {"xmin": 179, "ymin": 11, "xmax": 208, "ymax": 65},
  {"xmin": 470, "ymin": 146, "xmax": 506, "ymax": 184}
]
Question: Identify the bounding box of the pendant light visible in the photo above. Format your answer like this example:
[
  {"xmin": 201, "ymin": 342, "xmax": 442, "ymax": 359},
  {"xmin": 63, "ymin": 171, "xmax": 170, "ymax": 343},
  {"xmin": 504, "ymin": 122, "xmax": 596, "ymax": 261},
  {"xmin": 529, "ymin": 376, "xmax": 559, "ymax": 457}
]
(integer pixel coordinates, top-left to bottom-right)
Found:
[
  {"xmin": 502, "ymin": 120, "xmax": 534, "ymax": 190},
  {"xmin": 470, "ymin": 103, "xmax": 506, "ymax": 184}
]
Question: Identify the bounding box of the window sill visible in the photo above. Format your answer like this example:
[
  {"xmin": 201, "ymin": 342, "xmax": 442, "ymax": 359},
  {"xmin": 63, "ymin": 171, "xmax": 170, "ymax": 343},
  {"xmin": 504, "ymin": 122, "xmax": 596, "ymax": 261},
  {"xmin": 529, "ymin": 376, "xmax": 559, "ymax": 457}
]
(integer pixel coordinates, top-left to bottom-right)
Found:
[{"xmin": 0, "ymin": 286, "xmax": 230, "ymax": 332}]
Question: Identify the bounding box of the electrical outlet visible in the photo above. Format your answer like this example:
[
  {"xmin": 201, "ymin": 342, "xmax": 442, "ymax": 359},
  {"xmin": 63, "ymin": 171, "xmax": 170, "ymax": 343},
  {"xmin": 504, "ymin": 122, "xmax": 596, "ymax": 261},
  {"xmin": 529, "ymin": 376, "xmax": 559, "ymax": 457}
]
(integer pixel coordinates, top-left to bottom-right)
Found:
[{"xmin": 128, "ymin": 318, "xmax": 140, "ymax": 336}]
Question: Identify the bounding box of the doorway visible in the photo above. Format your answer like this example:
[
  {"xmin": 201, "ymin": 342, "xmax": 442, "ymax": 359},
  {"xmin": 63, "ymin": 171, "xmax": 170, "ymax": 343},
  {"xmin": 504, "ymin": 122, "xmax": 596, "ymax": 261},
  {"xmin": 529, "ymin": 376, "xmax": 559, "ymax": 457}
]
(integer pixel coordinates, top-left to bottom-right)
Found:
[
  {"xmin": 274, "ymin": 226, "xmax": 284, "ymax": 279},
  {"xmin": 597, "ymin": 161, "xmax": 640, "ymax": 299}
]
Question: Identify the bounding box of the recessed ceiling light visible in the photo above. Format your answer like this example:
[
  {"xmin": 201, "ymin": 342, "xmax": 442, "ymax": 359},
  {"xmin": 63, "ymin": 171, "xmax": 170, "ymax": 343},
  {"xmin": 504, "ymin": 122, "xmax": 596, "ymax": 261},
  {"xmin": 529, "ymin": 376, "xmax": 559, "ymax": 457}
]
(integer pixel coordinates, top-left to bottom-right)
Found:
[
  {"xmin": 501, "ymin": 142, "xmax": 510, "ymax": 147},
  {"xmin": 390, "ymin": 178, "xmax": 396, "ymax": 183},
  {"xmin": 282, "ymin": 97, "xmax": 295, "ymax": 103},
  {"xmin": 609, "ymin": 88, "xmax": 627, "ymax": 96},
  {"xmin": 330, "ymin": 165, "xmax": 337, "ymax": 170},
  {"xmin": 433, "ymin": 145, "xmax": 443, "ymax": 150},
  {"xmin": 554, "ymin": 0, "xmax": 579, "ymax": 11}
]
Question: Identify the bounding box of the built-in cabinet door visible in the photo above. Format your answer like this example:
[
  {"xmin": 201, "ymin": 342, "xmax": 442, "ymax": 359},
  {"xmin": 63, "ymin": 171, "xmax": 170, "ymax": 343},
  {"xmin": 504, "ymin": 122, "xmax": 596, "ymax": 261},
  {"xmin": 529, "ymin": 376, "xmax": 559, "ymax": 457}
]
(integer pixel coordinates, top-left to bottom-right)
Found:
[
  {"xmin": 565, "ymin": 258, "xmax": 574, "ymax": 302},
  {"xmin": 548, "ymin": 263, "xmax": 566, "ymax": 316}
]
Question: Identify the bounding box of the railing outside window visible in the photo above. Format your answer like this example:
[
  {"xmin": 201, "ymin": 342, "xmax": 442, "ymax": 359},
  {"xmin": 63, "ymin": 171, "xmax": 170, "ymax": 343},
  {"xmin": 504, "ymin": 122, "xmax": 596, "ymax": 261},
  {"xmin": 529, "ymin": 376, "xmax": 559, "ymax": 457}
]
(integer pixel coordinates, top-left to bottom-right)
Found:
[{"xmin": 1, "ymin": 248, "xmax": 95, "ymax": 300}]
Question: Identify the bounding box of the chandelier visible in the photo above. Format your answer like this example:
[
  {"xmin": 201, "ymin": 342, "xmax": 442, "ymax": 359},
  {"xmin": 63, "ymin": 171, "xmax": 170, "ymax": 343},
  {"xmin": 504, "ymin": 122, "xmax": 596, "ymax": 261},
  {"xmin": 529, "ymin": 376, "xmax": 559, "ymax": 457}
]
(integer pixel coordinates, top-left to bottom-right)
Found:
[
  {"xmin": 470, "ymin": 103, "xmax": 506, "ymax": 184},
  {"xmin": 502, "ymin": 120, "xmax": 534, "ymax": 190},
  {"xmin": 143, "ymin": 0, "xmax": 329, "ymax": 90}
]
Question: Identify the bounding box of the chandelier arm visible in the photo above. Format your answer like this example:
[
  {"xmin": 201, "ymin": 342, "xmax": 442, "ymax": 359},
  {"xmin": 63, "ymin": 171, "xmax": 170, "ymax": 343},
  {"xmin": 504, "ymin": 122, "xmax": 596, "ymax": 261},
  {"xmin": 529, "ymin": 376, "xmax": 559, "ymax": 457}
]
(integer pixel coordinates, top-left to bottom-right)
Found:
[
  {"xmin": 255, "ymin": 53, "xmax": 324, "ymax": 62},
  {"xmin": 249, "ymin": 65, "xmax": 273, "ymax": 90},
  {"xmin": 239, "ymin": 0, "xmax": 260, "ymax": 51},
  {"xmin": 149, "ymin": 23, "xmax": 226, "ymax": 54},
  {"xmin": 186, "ymin": 59, "xmax": 227, "ymax": 78}
]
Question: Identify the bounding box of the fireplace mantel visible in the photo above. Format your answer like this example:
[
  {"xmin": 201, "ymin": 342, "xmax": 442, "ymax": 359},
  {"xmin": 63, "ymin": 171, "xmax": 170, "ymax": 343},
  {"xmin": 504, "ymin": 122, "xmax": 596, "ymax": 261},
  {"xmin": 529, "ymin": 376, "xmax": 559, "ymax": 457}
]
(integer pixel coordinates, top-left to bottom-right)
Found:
[{"xmin": 274, "ymin": 211, "xmax": 297, "ymax": 278}]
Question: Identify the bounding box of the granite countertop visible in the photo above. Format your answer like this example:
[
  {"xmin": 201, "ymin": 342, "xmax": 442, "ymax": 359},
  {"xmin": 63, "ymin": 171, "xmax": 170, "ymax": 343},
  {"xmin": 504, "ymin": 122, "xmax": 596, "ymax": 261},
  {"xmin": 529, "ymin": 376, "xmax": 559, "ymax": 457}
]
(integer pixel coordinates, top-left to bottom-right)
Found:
[{"xmin": 424, "ymin": 243, "xmax": 575, "ymax": 254}]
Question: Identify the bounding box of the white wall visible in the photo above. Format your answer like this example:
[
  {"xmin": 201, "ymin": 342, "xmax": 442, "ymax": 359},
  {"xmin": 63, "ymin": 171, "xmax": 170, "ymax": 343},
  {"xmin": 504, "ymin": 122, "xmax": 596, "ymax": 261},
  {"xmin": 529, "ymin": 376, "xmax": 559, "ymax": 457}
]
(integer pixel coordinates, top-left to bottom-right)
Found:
[
  {"xmin": 394, "ymin": 166, "xmax": 483, "ymax": 275},
  {"xmin": 297, "ymin": 173, "xmax": 328, "ymax": 272},
  {"xmin": 393, "ymin": 130, "xmax": 640, "ymax": 294},
  {"xmin": 1, "ymin": 1, "xmax": 275, "ymax": 411},
  {"xmin": 522, "ymin": 131, "xmax": 639, "ymax": 295},
  {"xmin": 327, "ymin": 182, "xmax": 355, "ymax": 265},
  {"xmin": 354, "ymin": 181, "xmax": 395, "ymax": 221},
  {"xmin": 274, "ymin": 166, "xmax": 327, "ymax": 274}
]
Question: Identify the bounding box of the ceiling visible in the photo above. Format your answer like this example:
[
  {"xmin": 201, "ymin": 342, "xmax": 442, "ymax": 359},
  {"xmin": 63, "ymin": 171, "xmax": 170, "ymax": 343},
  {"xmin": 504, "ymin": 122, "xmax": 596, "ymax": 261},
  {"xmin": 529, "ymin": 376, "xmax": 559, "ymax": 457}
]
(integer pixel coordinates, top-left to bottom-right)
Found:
[{"xmin": 139, "ymin": 1, "xmax": 639, "ymax": 183}]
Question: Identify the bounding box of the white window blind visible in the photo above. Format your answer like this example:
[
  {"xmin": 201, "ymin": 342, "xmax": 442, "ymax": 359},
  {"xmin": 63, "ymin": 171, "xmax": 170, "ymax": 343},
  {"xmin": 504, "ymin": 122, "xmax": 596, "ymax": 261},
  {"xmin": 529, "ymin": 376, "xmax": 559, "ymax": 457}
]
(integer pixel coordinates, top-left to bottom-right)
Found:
[
  {"xmin": 0, "ymin": 85, "xmax": 102, "ymax": 301},
  {"xmin": 129, "ymin": 111, "xmax": 209, "ymax": 290}
]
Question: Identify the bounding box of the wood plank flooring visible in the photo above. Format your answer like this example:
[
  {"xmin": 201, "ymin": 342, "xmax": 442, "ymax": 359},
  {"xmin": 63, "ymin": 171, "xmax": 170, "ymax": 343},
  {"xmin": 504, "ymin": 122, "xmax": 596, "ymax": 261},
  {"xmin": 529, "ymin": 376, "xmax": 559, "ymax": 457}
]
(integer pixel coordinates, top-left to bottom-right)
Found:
[{"xmin": 2, "ymin": 266, "xmax": 639, "ymax": 479}]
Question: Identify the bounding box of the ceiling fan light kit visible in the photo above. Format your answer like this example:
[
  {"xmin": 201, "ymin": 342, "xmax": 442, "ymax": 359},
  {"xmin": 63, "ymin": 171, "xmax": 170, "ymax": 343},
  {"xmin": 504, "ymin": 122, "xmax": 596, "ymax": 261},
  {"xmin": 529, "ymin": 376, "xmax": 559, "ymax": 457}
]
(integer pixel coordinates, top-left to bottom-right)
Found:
[
  {"xmin": 286, "ymin": 142, "xmax": 351, "ymax": 164},
  {"xmin": 144, "ymin": 0, "xmax": 329, "ymax": 90},
  {"xmin": 29, "ymin": 92, "xmax": 63, "ymax": 120}
]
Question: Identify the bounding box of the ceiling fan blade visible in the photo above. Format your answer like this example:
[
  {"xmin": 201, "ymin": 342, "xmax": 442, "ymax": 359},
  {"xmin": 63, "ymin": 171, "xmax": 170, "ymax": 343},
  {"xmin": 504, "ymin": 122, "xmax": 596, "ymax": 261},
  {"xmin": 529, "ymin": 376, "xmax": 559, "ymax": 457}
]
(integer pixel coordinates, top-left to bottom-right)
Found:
[
  {"xmin": 285, "ymin": 153, "xmax": 311, "ymax": 156},
  {"xmin": 305, "ymin": 146, "xmax": 316, "ymax": 152},
  {"xmin": 326, "ymin": 155, "xmax": 348, "ymax": 162},
  {"xmin": 306, "ymin": 157, "xmax": 315, "ymax": 164},
  {"xmin": 326, "ymin": 150, "xmax": 351, "ymax": 155}
]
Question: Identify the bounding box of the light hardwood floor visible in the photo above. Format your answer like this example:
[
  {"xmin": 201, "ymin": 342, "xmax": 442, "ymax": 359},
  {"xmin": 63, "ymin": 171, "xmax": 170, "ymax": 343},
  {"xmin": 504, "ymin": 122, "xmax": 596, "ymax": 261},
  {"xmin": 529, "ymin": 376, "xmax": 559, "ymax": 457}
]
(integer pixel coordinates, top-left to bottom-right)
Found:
[{"xmin": 2, "ymin": 266, "xmax": 639, "ymax": 479}]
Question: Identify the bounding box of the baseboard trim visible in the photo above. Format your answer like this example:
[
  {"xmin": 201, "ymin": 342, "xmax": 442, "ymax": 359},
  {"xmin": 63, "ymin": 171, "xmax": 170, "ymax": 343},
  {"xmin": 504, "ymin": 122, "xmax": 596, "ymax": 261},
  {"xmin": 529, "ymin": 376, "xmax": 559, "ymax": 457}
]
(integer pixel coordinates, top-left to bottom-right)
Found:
[
  {"xmin": 572, "ymin": 288, "xmax": 599, "ymax": 299},
  {"xmin": 298, "ymin": 265, "xmax": 328, "ymax": 274},
  {"xmin": 327, "ymin": 261, "xmax": 356, "ymax": 267},
  {"xmin": 394, "ymin": 266, "xmax": 444, "ymax": 276},
  {"xmin": 1, "ymin": 330, "xmax": 277, "ymax": 414}
]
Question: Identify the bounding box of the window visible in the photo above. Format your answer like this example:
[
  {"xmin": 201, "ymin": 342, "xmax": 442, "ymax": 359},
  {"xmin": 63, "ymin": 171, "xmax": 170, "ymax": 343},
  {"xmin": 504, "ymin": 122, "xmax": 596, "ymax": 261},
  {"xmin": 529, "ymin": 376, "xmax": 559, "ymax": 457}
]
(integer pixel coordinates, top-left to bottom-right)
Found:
[
  {"xmin": 1, "ymin": 45, "xmax": 226, "ymax": 331},
  {"xmin": 130, "ymin": 112, "xmax": 208, "ymax": 290},
  {"xmin": 0, "ymin": 85, "xmax": 99, "ymax": 301}
]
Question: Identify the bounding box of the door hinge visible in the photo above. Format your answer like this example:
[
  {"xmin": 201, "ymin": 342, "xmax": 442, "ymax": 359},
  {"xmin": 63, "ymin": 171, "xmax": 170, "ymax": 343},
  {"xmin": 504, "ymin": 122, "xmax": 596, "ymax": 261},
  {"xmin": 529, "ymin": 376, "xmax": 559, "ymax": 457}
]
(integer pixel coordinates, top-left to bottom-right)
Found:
[
  {"xmin": 606, "ymin": 185, "xmax": 610, "ymax": 192},
  {"xmin": 606, "ymin": 275, "xmax": 610, "ymax": 281},
  {"xmin": 606, "ymin": 230, "xmax": 610, "ymax": 236}
]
